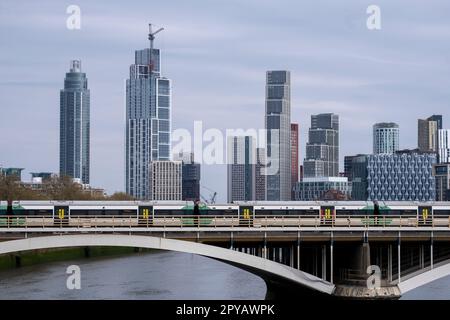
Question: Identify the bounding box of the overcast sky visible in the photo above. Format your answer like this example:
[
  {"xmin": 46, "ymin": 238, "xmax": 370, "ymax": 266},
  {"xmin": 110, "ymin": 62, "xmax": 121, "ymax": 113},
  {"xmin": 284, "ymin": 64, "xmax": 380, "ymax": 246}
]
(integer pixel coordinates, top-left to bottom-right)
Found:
[{"xmin": 1, "ymin": 0, "xmax": 450, "ymax": 201}]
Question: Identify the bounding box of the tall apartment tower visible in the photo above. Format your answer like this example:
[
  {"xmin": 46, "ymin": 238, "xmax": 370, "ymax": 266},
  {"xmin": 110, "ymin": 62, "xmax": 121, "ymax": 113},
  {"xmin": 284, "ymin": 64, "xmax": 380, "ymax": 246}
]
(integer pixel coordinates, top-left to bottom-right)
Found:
[
  {"xmin": 149, "ymin": 161, "xmax": 182, "ymax": 201},
  {"xmin": 418, "ymin": 118, "xmax": 438, "ymax": 153},
  {"xmin": 265, "ymin": 71, "xmax": 291, "ymax": 201},
  {"xmin": 173, "ymin": 152, "xmax": 201, "ymax": 201},
  {"xmin": 428, "ymin": 115, "xmax": 443, "ymax": 130},
  {"xmin": 373, "ymin": 122, "xmax": 399, "ymax": 154},
  {"xmin": 227, "ymin": 136, "xmax": 256, "ymax": 202},
  {"xmin": 125, "ymin": 27, "xmax": 171, "ymax": 199},
  {"xmin": 303, "ymin": 113, "xmax": 339, "ymax": 178},
  {"xmin": 255, "ymin": 147, "xmax": 266, "ymax": 201},
  {"xmin": 60, "ymin": 60, "xmax": 90, "ymax": 184},
  {"xmin": 438, "ymin": 129, "xmax": 450, "ymax": 163},
  {"xmin": 290, "ymin": 123, "xmax": 299, "ymax": 199}
]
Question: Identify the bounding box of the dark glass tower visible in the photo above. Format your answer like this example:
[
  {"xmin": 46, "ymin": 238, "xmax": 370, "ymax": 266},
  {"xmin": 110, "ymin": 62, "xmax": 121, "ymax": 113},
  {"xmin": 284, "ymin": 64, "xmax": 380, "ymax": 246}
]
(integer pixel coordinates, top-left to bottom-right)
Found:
[{"xmin": 59, "ymin": 60, "xmax": 90, "ymax": 184}]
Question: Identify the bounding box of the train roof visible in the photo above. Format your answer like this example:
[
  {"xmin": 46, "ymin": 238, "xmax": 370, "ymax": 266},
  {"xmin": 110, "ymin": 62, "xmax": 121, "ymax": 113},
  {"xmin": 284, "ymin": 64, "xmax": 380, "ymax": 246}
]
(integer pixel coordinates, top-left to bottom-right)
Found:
[{"xmin": 2, "ymin": 200, "xmax": 450, "ymax": 206}]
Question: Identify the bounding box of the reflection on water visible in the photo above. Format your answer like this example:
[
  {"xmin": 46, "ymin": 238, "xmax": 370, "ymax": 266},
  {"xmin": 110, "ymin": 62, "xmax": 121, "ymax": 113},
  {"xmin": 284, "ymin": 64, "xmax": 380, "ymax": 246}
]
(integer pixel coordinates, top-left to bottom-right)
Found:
[
  {"xmin": 0, "ymin": 251, "xmax": 266, "ymax": 300},
  {"xmin": 0, "ymin": 251, "xmax": 449, "ymax": 300}
]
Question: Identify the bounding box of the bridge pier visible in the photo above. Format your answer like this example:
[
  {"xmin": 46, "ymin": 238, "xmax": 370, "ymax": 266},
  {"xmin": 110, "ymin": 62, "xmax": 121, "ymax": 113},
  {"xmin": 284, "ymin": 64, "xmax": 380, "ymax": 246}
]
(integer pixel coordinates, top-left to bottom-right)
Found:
[{"xmin": 398, "ymin": 238, "xmax": 401, "ymax": 283}]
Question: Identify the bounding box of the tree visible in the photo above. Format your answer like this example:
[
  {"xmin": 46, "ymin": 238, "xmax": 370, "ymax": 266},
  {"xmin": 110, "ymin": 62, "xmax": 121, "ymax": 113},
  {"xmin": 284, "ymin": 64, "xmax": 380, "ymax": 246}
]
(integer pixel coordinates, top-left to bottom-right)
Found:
[
  {"xmin": 42, "ymin": 175, "xmax": 91, "ymax": 200},
  {"xmin": 108, "ymin": 192, "xmax": 135, "ymax": 201},
  {"xmin": 0, "ymin": 175, "xmax": 20, "ymax": 213}
]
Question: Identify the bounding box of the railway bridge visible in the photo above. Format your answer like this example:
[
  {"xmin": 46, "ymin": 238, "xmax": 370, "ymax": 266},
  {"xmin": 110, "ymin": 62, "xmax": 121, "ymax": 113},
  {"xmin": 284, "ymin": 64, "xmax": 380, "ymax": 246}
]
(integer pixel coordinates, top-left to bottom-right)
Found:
[{"xmin": 1, "ymin": 222, "xmax": 450, "ymax": 299}]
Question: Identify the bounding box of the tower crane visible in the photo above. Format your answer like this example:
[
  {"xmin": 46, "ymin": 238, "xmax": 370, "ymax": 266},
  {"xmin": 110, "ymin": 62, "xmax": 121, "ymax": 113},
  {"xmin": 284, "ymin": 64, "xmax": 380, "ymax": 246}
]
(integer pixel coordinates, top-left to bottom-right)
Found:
[
  {"xmin": 148, "ymin": 23, "xmax": 164, "ymax": 74},
  {"xmin": 201, "ymin": 185, "xmax": 218, "ymax": 204}
]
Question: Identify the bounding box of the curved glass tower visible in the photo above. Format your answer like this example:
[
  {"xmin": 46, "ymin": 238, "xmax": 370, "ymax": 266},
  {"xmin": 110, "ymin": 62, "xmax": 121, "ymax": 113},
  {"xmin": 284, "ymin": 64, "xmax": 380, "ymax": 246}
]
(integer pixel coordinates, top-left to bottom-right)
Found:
[
  {"xmin": 373, "ymin": 122, "xmax": 399, "ymax": 154},
  {"xmin": 59, "ymin": 60, "xmax": 90, "ymax": 184}
]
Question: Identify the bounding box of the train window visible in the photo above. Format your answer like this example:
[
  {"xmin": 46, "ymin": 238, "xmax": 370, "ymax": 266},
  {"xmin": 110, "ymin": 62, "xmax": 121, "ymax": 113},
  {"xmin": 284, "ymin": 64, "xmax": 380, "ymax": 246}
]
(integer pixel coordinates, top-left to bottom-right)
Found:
[
  {"xmin": 202, "ymin": 209, "xmax": 238, "ymax": 216},
  {"xmin": 153, "ymin": 209, "xmax": 186, "ymax": 216},
  {"xmin": 385, "ymin": 209, "xmax": 417, "ymax": 216},
  {"xmin": 69, "ymin": 209, "xmax": 136, "ymax": 216},
  {"xmin": 120, "ymin": 209, "xmax": 137, "ymax": 216},
  {"xmin": 432, "ymin": 209, "xmax": 450, "ymax": 216},
  {"xmin": 336, "ymin": 209, "xmax": 369, "ymax": 216},
  {"xmin": 255, "ymin": 210, "xmax": 287, "ymax": 216},
  {"xmin": 287, "ymin": 209, "xmax": 319, "ymax": 215},
  {"xmin": 24, "ymin": 209, "xmax": 53, "ymax": 216}
]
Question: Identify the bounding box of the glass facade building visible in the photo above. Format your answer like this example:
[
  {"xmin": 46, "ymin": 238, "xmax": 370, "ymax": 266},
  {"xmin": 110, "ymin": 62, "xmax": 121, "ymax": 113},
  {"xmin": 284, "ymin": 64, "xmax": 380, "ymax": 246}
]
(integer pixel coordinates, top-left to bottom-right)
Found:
[
  {"xmin": 227, "ymin": 136, "xmax": 256, "ymax": 202},
  {"xmin": 125, "ymin": 42, "xmax": 172, "ymax": 199},
  {"xmin": 433, "ymin": 163, "xmax": 450, "ymax": 201},
  {"xmin": 173, "ymin": 152, "xmax": 201, "ymax": 201},
  {"xmin": 290, "ymin": 123, "xmax": 299, "ymax": 199},
  {"xmin": 60, "ymin": 60, "xmax": 90, "ymax": 184},
  {"xmin": 255, "ymin": 147, "xmax": 266, "ymax": 201},
  {"xmin": 265, "ymin": 71, "xmax": 291, "ymax": 201},
  {"xmin": 418, "ymin": 118, "xmax": 438, "ymax": 153},
  {"xmin": 438, "ymin": 129, "xmax": 450, "ymax": 163},
  {"xmin": 373, "ymin": 122, "xmax": 399, "ymax": 154},
  {"xmin": 351, "ymin": 152, "xmax": 436, "ymax": 201},
  {"xmin": 293, "ymin": 177, "xmax": 350, "ymax": 201},
  {"xmin": 304, "ymin": 113, "xmax": 339, "ymax": 178}
]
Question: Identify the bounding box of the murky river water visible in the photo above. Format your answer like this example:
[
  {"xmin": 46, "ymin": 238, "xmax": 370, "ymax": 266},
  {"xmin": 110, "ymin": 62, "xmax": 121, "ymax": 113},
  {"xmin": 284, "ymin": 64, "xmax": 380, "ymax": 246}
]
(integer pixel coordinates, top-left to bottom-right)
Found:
[{"xmin": 0, "ymin": 251, "xmax": 448, "ymax": 299}]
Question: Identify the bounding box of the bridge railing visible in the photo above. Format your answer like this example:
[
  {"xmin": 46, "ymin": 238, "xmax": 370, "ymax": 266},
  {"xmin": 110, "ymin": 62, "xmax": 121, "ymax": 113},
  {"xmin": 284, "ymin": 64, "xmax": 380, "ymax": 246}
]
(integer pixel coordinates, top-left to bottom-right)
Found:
[{"xmin": 0, "ymin": 215, "xmax": 449, "ymax": 229}]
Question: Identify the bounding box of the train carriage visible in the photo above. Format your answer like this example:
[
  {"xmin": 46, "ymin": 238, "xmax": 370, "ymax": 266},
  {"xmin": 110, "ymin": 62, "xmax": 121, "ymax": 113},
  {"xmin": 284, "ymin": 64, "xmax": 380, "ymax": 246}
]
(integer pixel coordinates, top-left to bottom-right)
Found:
[
  {"xmin": 67, "ymin": 202, "xmax": 138, "ymax": 227},
  {"xmin": 0, "ymin": 201, "xmax": 54, "ymax": 227},
  {"xmin": 251, "ymin": 203, "xmax": 320, "ymax": 227},
  {"xmin": 153, "ymin": 203, "xmax": 239, "ymax": 227}
]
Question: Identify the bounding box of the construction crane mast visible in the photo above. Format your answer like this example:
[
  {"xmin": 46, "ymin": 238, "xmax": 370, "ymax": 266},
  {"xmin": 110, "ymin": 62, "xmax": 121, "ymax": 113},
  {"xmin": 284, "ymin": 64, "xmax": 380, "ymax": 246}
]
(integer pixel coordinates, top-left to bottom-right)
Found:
[
  {"xmin": 148, "ymin": 23, "xmax": 164, "ymax": 75},
  {"xmin": 201, "ymin": 185, "xmax": 218, "ymax": 204}
]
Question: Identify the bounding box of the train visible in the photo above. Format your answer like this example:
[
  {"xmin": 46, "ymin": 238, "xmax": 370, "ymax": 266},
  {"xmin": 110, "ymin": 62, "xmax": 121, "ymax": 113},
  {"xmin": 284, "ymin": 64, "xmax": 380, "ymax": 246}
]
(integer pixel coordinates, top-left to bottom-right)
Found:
[{"xmin": 0, "ymin": 200, "xmax": 450, "ymax": 228}]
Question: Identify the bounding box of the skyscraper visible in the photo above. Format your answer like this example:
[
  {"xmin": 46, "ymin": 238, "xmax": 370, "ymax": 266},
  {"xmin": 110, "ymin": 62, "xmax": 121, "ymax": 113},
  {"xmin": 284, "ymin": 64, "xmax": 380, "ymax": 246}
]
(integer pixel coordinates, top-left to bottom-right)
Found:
[
  {"xmin": 60, "ymin": 60, "xmax": 90, "ymax": 184},
  {"xmin": 149, "ymin": 161, "xmax": 182, "ymax": 201},
  {"xmin": 303, "ymin": 113, "xmax": 339, "ymax": 177},
  {"xmin": 173, "ymin": 152, "xmax": 201, "ymax": 201},
  {"xmin": 265, "ymin": 70, "xmax": 291, "ymax": 201},
  {"xmin": 373, "ymin": 122, "xmax": 399, "ymax": 154},
  {"xmin": 418, "ymin": 118, "xmax": 438, "ymax": 153},
  {"xmin": 428, "ymin": 115, "xmax": 443, "ymax": 130},
  {"xmin": 125, "ymin": 26, "xmax": 171, "ymax": 199},
  {"xmin": 255, "ymin": 147, "xmax": 266, "ymax": 201},
  {"xmin": 290, "ymin": 123, "xmax": 299, "ymax": 199},
  {"xmin": 227, "ymin": 136, "xmax": 256, "ymax": 202},
  {"xmin": 438, "ymin": 129, "xmax": 450, "ymax": 163}
]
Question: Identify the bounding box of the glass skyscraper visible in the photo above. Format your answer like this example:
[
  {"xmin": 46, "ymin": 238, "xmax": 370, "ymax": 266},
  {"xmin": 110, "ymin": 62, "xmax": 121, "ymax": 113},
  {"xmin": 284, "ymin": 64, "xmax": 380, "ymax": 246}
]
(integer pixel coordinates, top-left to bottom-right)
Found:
[
  {"xmin": 59, "ymin": 60, "xmax": 90, "ymax": 184},
  {"xmin": 125, "ymin": 37, "xmax": 171, "ymax": 199},
  {"xmin": 304, "ymin": 113, "xmax": 339, "ymax": 178},
  {"xmin": 265, "ymin": 70, "xmax": 291, "ymax": 201}
]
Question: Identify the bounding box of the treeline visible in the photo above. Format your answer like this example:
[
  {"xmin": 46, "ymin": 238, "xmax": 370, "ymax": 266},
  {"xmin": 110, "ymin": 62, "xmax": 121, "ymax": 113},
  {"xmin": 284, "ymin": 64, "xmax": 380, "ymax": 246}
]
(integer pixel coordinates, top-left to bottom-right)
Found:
[{"xmin": 0, "ymin": 174, "xmax": 135, "ymax": 202}]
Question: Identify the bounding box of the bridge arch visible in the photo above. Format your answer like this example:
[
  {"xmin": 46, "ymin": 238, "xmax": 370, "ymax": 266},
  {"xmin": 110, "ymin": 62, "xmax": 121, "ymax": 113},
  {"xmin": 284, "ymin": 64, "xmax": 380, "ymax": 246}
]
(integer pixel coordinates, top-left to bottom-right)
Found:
[
  {"xmin": 398, "ymin": 259, "xmax": 450, "ymax": 295},
  {"xmin": 0, "ymin": 234, "xmax": 335, "ymax": 297}
]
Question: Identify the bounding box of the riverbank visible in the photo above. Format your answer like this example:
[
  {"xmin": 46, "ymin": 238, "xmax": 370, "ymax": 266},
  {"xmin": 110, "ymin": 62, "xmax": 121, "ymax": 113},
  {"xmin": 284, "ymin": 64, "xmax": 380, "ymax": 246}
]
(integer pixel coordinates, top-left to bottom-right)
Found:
[{"xmin": 0, "ymin": 246, "xmax": 155, "ymax": 270}]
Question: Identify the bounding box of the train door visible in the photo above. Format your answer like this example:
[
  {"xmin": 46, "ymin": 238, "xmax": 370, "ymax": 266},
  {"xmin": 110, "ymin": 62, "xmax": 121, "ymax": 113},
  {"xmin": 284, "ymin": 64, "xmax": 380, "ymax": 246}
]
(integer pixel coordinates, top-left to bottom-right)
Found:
[
  {"xmin": 139, "ymin": 206, "xmax": 153, "ymax": 226},
  {"xmin": 418, "ymin": 206, "xmax": 432, "ymax": 226},
  {"xmin": 239, "ymin": 206, "xmax": 254, "ymax": 227},
  {"xmin": 320, "ymin": 206, "xmax": 335, "ymax": 225},
  {"xmin": 54, "ymin": 206, "xmax": 69, "ymax": 227}
]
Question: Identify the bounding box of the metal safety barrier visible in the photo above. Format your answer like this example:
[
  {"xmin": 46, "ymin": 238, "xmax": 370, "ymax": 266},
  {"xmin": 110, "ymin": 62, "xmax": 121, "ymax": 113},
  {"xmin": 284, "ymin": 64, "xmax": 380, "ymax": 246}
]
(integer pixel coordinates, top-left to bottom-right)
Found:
[{"xmin": 0, "ymin": 214, "xmax": 449, "ymax": 229}]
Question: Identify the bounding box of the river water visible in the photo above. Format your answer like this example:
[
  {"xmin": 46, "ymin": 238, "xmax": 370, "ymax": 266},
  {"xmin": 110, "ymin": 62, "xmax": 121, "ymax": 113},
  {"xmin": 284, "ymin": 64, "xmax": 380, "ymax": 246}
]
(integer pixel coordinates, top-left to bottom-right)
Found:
[{"xmin": 0, "ymin": 251, "xmax": 448, "ymax": 299}]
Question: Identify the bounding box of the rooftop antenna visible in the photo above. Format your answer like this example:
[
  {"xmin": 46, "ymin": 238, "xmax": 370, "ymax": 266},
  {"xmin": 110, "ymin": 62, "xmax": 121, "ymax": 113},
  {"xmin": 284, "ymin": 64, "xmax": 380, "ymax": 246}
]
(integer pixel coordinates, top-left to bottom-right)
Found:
[{"xmin": 148, "ymin": 23, "xmax": 164, "ymax": 75}]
